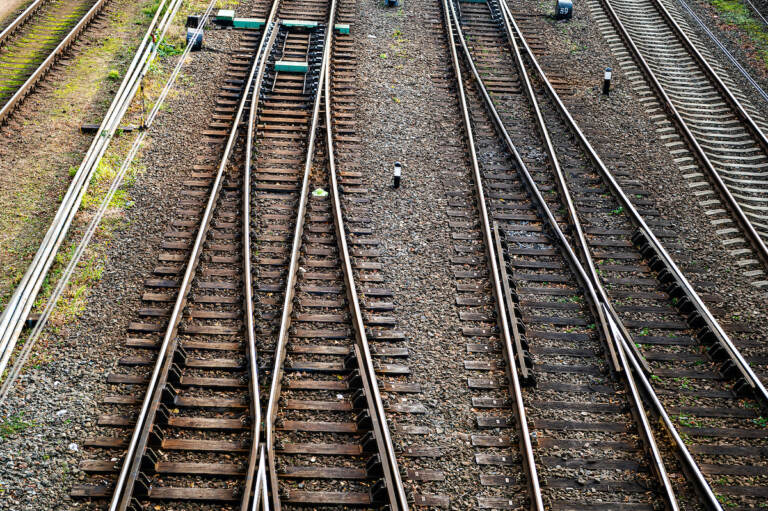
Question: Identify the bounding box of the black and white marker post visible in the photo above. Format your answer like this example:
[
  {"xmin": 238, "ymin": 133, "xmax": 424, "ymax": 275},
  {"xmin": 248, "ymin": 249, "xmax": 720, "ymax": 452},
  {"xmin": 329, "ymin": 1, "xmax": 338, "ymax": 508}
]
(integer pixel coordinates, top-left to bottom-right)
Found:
[
  {"xmin": 602, "ymin": 67, "xmax": 612, "ymax": 96},
  {"xmin": 393, "ymin": 161, "xmax": 402, "ymax": 189}
]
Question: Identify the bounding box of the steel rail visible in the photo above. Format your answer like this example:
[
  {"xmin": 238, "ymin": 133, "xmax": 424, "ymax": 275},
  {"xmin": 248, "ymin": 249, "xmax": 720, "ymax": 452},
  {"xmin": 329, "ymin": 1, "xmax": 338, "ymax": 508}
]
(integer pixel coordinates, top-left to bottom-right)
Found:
[
  {"xmin": 0, "ymin": 0, "xmax": 184, "ymax": 390},
  {"xmin": 497, "ymin": 1, "xmax": 739, "ymax": 506},
  {"xmin": 107, "ymin": 8, "xmax": 275, "ymax": 508},
  {"xmin": 589, "ymin": 0, "xmax": 768, "ymax": 405},
  {"xmin": 323, "ymin": 18, "xmax": 408, "ymax": 509},
  {"xmin": 240, "ymin": 12, "xmax": 281, "ymax": 511},
  {"xmin": 675, "ymin": 0, "xmax": 768, "ymax": 105},
  {"xmin": 449, "ymin": 0, "xmax": 682, "ymax": 507},
  {"xmin": 441, "ymin": 0, "xmax": 544, "ymax": 509},
  {"xmin": 596, "ymin": 0, "xmax": 768, "ymax": 272},
  {"xmin": 743, "ymin": 0, "xmax": 768, "ymax": 26},
  {"xmin": 486, "ymin": 1, "xmax": 680, "ymax": 507},
  {"xmin": 252, "ymin": 445, "xmax": 269, "ymax": 511},
  {"xmin": 654, "ymin": 0, "xmax": 768, "ymax": 138},
  {"xmin": 262, "ymin": 2, "xmax": 344, "ymax": 509},
  {"xmin": 0, "ymin": 0, "xmax": 48, "ymax": 48},
  {"xmin": 0, "ymin": 0, "xmax": 220, "ymax": 407},
  {"xmin": 0, "ymin": 0, "xmax": 110, "ymax": 123}
]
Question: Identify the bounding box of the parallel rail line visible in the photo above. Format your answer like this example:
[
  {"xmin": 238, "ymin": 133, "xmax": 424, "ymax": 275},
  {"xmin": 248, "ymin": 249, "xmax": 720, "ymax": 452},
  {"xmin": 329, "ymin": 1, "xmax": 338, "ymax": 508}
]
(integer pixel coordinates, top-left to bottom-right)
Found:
[
  {"xmin": 440, "ymin": 0, "xmax": 768, "ymax": 508},
  {"xmin": 0, "ymin": 0, "xmax": 109, "ymax": 124},
  {"xmin": 71, "ymin": 0, "xmax": 408, "ymax": 508},
  {"xmin": 592, "ymin": 0, "xmax": 768, "ymax": 286}
]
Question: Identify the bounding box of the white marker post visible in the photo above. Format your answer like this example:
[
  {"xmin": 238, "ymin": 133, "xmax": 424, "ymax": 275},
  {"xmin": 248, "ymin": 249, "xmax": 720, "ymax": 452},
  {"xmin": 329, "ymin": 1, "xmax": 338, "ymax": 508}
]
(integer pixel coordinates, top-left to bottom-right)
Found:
[
  {"xmin": 602, "ymin": 67, "xmax": 612, "ymax": 96},
  {"xmin": 393, "ymin": 161, "xmax": 402, "ymax": 189}
]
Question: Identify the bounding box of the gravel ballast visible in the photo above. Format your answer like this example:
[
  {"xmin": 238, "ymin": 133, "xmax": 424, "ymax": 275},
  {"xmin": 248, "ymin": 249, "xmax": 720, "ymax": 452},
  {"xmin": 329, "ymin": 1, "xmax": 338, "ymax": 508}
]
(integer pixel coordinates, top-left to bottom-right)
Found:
[{"xmin": 0, "ymin": 24, "xmax": 242, "ymax": 511}]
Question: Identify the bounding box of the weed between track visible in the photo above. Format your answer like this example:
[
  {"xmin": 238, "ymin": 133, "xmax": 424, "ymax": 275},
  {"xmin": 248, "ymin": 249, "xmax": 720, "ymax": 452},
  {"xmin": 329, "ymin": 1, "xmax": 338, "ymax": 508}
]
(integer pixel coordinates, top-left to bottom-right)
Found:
[
  {"xmin": 710, "ymin": 0, "xmax": 768, "ymax": 69},
  {"xmin": 0, "ymin": 0, "xmax": 227, "ymax": 377}
]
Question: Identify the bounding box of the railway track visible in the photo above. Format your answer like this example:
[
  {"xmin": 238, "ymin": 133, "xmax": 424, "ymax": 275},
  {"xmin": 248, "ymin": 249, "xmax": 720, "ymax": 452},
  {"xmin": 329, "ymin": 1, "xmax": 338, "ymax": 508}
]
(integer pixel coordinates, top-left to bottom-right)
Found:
[
  {"xmin": 439, "ymin": 0, "xmax": 768, "ymax": 508},
  {"xmin": 0, "ymin": 0, "xmax": 110, "ymax": 123},
  {"xmin": 586, "ymin": 0, "xmax": 768, "ymax": 287},
  {"xmin": 71, "ymin": 0, "xmax": 409, "ymax": 508}
]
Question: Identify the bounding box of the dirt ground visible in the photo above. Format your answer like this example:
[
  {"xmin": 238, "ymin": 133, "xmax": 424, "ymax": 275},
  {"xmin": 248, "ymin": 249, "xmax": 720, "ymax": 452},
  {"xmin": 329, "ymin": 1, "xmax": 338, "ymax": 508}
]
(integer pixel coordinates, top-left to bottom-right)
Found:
[{"xmin": 0, "ymin": 0, "xmax": 31, "ymax": 27}]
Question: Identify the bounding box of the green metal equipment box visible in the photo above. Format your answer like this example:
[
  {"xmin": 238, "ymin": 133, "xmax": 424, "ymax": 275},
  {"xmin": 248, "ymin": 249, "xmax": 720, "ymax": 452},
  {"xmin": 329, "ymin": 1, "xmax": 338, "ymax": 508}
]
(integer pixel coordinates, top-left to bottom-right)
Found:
[
  {"xmin": 233, "ymin": 18, "xmax": 265, "ymax": 29},
  {"xmin": 275, "ymin": 60, "xmax": 309, "ymax": 73},
  {"xmin": 281, "ymin": 20, "xmax": 319, "ymax": 28}
]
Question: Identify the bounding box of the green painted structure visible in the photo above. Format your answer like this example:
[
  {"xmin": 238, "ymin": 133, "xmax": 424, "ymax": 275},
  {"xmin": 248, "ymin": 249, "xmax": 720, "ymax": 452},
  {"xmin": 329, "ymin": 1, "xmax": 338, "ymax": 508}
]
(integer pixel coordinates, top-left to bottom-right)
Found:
[
  {"xmin": 215, "ymin": 9, "xmax": 235, "ymax": 23},
  {"xmin": 233, "ymin": 17, "xmax": 265, "ymax": 29},
  {"xmin": 275, "ymin": 60, "xmax": 309, "ymax": 73},
  {"xmin": 281, "ymin": 19, "xmax": 319, "ymax": 28}
]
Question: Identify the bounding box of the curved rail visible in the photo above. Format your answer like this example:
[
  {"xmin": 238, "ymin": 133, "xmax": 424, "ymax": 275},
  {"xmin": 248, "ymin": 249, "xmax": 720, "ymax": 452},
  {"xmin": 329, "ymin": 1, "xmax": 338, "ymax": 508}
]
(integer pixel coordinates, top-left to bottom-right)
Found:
[
  {"xmin": 261, "ymin": 2, "xmax": 406, "ymax": 509},
  {"xmin": 241, "ymin": 13, "xmax": 280, "ymax": 511},
  {"xmin": 501, "ymin": 0, "xmax": 768, "ymax": 504},
  {"xmin": 106, "ymin": 2, "xmax": 279, "ymax": 507},
  {"xmin": 441, "ymin": 0, "xmax": 544, "ymax": 508},
  {"xmin": 323, "ymin": 13, "xmax": 408, "ymax": 510},
  {"xmin": 493, "ymin": 1, "xmax": 725, "ymax": 506},
  {"xmin": 446, "ymin": 0, "xmax": 744, "ymax": 507},
  {"xmin": 446, "ymin": 0, "xmax": 678, "ymax": 506},
  {"xmin": 595, "ymin": 0, "xmax": 768, "ymax": 271}
]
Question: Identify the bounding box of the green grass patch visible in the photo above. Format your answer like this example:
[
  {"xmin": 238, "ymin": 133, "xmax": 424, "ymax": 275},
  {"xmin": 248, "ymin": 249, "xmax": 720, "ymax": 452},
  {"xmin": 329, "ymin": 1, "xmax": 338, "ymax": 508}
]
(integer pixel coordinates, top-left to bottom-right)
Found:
[
  {"xmin": 711, "ymin": 0, "xmax": 768, "ymax": 68},
  {"xmin": 0, "ymin": 412, "xmax": 35, "ymax": 439}
]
